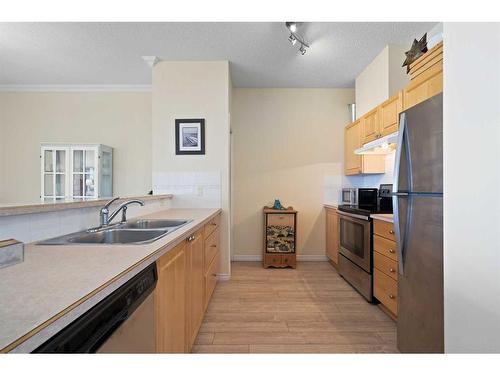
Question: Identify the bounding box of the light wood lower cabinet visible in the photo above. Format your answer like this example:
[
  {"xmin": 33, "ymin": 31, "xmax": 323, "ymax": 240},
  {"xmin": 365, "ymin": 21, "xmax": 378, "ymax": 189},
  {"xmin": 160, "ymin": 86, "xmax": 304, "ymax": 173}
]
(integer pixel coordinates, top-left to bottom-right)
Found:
[
  {"xmin": 185, "ymin": 228, "xmax": 205, "ymax": 350},
  {"xmin": 155, "ymin": 213, "xmax": 221, "ymax": 353},
  {"xmin": 325, "ymin": 207, "xmax": 339, "ymax": 267},
  {"xmin": 155, "ymin": 241, "xmax": 187, "ymax": 353}
]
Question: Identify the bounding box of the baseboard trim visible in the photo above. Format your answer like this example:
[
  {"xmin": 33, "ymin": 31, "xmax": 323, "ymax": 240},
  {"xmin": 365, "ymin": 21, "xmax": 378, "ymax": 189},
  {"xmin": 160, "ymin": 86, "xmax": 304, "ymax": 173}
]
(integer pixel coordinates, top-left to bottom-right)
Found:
[
  {"xmin": 232, "ymin": 255, "xmax": 328, "ymax": 262},
  {"xmin": 217, "ymin": 274, "xmax": 231, "ymax": 281}
]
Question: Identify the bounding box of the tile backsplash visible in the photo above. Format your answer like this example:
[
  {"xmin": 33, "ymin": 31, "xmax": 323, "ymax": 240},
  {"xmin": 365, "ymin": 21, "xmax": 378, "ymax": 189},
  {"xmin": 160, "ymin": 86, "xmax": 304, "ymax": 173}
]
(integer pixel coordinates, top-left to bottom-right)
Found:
[
  {"xmin": 153, "ymin": 171, "xmax": 221, "ymax": 208},
  {"xmin": 0, "ymin": 198, "xmax": 171, "ymax": 244}
]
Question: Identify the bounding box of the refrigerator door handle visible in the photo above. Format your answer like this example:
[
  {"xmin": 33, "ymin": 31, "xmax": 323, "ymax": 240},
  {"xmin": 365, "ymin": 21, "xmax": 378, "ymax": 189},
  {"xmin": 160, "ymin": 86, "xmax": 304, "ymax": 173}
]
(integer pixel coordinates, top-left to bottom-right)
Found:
[{"xmin": 393, "ymin": 112, "xmax": 406, "ymax": 193}]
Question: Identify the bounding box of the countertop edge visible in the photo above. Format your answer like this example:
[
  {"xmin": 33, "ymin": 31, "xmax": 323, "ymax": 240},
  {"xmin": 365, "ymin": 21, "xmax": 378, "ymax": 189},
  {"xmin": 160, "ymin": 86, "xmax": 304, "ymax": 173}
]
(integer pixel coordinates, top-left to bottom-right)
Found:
[
  {"xmin": 370, "ymin": 214, "xmax": 394, "ymax": 223},
  {"xmin": 2, "ymin": 207, "xmax": 221, "ymax": 353},
  {"xmin": 0, "ymin": 194, "xmax": 173, "ymax": 217},
  {"xmin": 323, "ymin": 203, "xmax": 338, "ymax": 209}
]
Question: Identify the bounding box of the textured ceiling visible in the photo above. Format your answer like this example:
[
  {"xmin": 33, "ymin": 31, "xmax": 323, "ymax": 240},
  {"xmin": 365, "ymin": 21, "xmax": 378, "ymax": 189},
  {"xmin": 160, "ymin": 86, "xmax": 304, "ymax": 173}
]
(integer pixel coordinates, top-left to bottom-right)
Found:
[{"xmin": 0, "ymin": 22, "xmax": 436, "ymax": 88}]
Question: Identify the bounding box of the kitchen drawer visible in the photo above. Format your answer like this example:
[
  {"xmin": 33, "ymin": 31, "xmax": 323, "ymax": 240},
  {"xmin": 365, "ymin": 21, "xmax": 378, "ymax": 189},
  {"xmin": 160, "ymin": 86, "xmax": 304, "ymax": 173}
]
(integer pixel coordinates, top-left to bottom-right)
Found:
[
  {"xmin": 204, "ymin": 214, "xmax": 220, "ymax": 240},
  {"xmin": 373, "ymin": 234, "xmax": 397, "ymax": 261},
  {"xmin": 373, "ymin": 220, "xmax": 396, "ymax": 241},
  {"xmin": 373, "ymin": 251, "xmax": 398, "ymax": 281},
  {"xmin": 267, "ymin": 213, "xmax": 295, "ymax": 228},
  {"xmin": 374, "ymin": 268, "xmax": 398, "ymax": 316},
  {"xmin": 204, "ymin": 228, "xmax": 220, "ymax": 273},
  {"xmin": 204, "ymin": 251, "xmax": 219, "ymax": 309}
]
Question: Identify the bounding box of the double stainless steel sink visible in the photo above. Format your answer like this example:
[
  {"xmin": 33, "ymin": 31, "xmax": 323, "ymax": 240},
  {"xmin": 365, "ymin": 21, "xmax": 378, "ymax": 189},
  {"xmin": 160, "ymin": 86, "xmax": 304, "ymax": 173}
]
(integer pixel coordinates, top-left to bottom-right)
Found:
[{"xmin": 38, "ymin": 219, "xmax": 191, "ymax": 245}]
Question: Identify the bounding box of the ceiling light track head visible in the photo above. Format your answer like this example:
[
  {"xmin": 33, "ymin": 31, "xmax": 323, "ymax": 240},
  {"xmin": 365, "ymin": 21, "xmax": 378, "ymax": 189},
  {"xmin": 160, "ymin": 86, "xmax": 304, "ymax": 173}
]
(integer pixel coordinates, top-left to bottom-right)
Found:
[{"xmin": 284, "ymin": 22, "xmax": 310, "ymax": 55}]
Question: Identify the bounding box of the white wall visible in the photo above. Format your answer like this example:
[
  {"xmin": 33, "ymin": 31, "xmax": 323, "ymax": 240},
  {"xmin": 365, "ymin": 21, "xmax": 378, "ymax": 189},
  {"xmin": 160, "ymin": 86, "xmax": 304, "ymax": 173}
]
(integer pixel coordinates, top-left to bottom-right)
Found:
[
  {"xmin": 443, "ymin": 23, "xmax": 500, "ymax": 353},
  {"xmin": 355, "ymin": 44, "xmax": 409, "ymax": 119},
  {"xmin": 0, "ymin": 92, "xmax": 152, "ymax": 203},
  {"xmin": 355, "ymin": 46, "xmax": 389, "ymax": 118},
  {"xmin": 151, "ymin": 61, "xmax": 231, "ymax": 276},
  {"xmin": 231, "ymin": 88, "xmax": 354, "ymax": 259}
]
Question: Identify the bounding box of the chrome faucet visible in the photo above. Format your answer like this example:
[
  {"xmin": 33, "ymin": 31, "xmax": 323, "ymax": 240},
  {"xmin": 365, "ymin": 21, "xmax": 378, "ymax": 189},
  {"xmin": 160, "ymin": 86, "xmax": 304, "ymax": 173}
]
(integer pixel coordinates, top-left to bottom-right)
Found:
[{"xmin": 99, "ymin": 197, "xmax": 145, "ymax": 227}]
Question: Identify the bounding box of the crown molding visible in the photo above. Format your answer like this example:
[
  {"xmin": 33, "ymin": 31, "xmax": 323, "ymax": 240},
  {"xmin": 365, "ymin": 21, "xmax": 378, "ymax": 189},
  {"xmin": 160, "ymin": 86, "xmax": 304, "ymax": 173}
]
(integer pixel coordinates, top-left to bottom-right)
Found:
[{"xmin": 0, "ymin": 84, "xmax": 152, "ymax": 92}]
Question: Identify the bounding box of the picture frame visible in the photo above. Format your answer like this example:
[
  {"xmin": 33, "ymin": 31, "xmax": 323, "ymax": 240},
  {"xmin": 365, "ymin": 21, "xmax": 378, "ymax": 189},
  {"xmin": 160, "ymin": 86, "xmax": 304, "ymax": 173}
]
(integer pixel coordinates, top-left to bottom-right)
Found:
[{"xmin": 175, "ymin": 118, "xmax": 205, "ymax": 155}]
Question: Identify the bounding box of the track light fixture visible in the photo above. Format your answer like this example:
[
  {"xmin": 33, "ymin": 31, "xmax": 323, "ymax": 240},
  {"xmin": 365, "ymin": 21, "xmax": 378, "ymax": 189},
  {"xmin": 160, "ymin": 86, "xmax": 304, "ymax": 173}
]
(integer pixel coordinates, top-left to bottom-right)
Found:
[{"xmin": 285, "ymin": 22, "xmax": 309, "ymax": 56}]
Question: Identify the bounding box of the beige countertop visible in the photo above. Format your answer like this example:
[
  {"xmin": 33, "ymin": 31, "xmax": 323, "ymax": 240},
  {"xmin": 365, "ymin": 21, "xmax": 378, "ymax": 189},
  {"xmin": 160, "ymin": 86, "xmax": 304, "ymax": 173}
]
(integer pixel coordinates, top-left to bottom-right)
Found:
[
  {"xmin": 0, "ymin": 194, "xmax": 173, "ymax": 217},
  {"xmin": 371, "ymin": 213, "xmax": 394, "ymax": 223},
  {"xmin": 0, "ymin": 207, "xmax": 220, "ymax": 352}
]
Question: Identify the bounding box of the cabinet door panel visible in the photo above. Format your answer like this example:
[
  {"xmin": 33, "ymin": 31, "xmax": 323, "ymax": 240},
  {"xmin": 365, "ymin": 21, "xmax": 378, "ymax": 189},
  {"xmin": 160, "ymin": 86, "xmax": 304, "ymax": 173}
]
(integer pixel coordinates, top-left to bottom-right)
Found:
[
  {"xmin": 186, "ymin": 230, "xmax": 205, "ymax": 349},
  {"xmin": 379, "ymin": 92, "xmax": 403, "ymax": 136},
  {"xmin": 344, "ymin": 120, "xmax": 362, "ymax": 175},
  {"xmin": 325, "ymin": 208, "xmax": 339, "ymax": 265},
  {"xmin": 362, "ymin": 108, "xmax": 379, "ymax": 144},
  {"xmin": 155, "ymin": 243, "xmax": 186, "ymax": 353}
]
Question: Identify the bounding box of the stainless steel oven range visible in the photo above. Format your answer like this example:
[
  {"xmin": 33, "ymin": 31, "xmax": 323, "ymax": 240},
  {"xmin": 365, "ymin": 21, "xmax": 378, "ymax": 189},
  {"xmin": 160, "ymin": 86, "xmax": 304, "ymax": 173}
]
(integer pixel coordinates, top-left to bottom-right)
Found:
[
  {"xmin": 337, "ymin": 185, "xmax": 393, "ymax": 302},
  {"xmin": 337, "ymin": 209, "xmax": 373, "ymax": 301}
]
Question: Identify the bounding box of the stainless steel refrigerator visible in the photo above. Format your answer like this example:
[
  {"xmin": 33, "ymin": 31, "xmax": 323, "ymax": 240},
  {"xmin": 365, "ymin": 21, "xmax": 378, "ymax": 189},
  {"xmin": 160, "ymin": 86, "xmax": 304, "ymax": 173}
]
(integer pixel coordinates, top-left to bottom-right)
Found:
[{"xmin": 393, "ymin": 93, "xmax": 444, "ymax": 353}]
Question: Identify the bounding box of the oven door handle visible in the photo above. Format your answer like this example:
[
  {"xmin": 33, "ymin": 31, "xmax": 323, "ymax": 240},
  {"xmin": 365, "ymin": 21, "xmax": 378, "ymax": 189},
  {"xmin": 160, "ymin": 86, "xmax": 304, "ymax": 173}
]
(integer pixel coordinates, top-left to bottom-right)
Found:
[{"xmin": 337, "ymin": 211, "xmax": 370, "ymax": 221}]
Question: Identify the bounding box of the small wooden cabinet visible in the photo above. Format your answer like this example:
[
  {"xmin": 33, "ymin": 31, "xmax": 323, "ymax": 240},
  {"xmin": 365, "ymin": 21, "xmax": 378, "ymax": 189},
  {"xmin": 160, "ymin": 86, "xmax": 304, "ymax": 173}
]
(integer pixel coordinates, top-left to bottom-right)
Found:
[
  {"xmin": 263, "ymin": 207, "xmax": 297, "ymax": 268},
  {"xmin": 373, "ymin": 218, "xmax": 398, "ymax": 320},
  {"xmin": 155, "ymin": 212, "xmax": 221, "ymax": 353},
  {"xmin": 325, "ymin": 206, "xmax": 339, "ymax": 267},
  {"xmin": 345, "ymin": 120, "xmax": 385, "ymax": 176}
]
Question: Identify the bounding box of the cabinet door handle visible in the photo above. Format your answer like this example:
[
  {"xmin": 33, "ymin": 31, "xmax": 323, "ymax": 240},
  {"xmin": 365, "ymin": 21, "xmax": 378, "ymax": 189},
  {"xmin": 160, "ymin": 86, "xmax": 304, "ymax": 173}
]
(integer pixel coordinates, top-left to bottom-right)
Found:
[
  {"xmin": 211, "ymin": 223, "xmax": 217, "ymax": 226},
  {"xmin": 389, "ymin": 230, "xmax": 395, "ymax": 234},
  {"xmin": 389, "ymin": 294, "xmax": 395, "ymax": 299},
  {"xmin": 389, "ymin": 268, "xmax": 395, "ymax": 273},
  {"xmin": 389, "ymin": 249, "xmax": 395, "ymax": 253},
  {"xmin": 212, "ymin": 273, "xmax": 217, "ymax": 277},
  {"xmin": 210, "ymin": 244, "xmax": 217, "ymax": 248}
]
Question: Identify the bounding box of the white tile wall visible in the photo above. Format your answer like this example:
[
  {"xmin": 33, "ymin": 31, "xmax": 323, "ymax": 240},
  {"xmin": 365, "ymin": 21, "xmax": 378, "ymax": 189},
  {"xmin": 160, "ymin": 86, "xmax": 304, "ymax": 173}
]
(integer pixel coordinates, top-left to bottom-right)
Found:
[
  {"xmin": 0, "ymin": 198, "xmax": 172, "ymax": 244},
  {"xmin": 153, "ymin": 171, "xmax": 221, "ymax": 209}
]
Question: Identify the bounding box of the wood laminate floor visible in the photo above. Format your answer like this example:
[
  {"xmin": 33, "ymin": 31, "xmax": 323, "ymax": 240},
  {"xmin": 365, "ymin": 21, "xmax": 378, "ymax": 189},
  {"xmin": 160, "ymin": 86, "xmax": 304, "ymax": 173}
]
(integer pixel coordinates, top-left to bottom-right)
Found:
[{"xmin": 192, "ymin": 261, "xmax": 398, "ymax": 353}]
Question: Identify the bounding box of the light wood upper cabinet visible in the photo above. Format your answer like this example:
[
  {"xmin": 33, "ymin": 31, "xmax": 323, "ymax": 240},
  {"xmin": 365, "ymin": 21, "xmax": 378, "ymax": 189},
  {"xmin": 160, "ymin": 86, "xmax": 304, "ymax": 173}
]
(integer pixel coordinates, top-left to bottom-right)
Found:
[
  {"xmin": 345, "ymin": 120, "xmax": 362, "ymax": 175},
  {"xmin": 185, "ymin": 228, "xmax": 205, "ymax": 350},
  {"xmin": 379, "ymin": 91, "xmax": 403, "ymax": 137},
  {"xmin": 345, "ymin": 119, "xmax": 385, "ymax": 176},
  {"xmin": 404, "ymin": 42, "xmax": 443, "ymax": 110},
  {"xmin": 361, "ymin": 107, "xmax": 379, "ymax": 144},
  {"xmin": 325, "ymin": 207, "xmax": 339, "ymax": 266},
  {"xmin": 361, "ymin": 91, "xmax": 403, "ymax": 145},
  {"xmin": 155, "ymin": 241, "xmax": 187, "ymax": 353}
]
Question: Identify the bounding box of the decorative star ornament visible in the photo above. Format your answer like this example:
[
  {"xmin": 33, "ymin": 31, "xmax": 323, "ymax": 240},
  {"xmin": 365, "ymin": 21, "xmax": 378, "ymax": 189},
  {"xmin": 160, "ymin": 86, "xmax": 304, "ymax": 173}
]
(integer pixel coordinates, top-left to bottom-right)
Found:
[{"xmin": 402, "ymin": 33, "xmax": 428, "ymax": 73}]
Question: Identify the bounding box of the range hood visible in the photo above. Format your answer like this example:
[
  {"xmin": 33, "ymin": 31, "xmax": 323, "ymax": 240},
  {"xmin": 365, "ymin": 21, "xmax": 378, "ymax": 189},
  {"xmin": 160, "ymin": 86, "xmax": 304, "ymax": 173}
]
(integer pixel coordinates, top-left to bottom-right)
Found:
[{"xmin": 354, "ymin": 131, "xmax": 398, "ymax": 155}]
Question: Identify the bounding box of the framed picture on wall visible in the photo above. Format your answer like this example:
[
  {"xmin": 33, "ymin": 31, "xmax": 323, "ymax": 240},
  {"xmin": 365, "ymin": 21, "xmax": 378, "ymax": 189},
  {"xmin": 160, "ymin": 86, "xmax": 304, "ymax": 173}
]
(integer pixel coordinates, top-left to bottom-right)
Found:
[{"xmin": 175, "ymin": 118, "xmax": 205, "ymax": 155}]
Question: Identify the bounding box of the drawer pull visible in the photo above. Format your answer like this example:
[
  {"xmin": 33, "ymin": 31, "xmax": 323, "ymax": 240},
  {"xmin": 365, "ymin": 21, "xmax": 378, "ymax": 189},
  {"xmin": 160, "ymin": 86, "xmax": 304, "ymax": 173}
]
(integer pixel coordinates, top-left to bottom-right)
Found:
[
  {"xmin": 389, "ymin": 294, "xmax": 395, "ymax": 299},
  {"xmin": 212, "ymin": 273, "xmax": 217, "ymax": 277},
  {"xmin": 389, "ymin": 268, "xmax": 395, "ymax": 273},
  {"xmin": 210, "ymin": 244, "xmax": 217, "ymax": 248},
  {"xmin": 211, "ymin": 222, "xmax": 217, "ymax": 226},
  {"xmin": 388, "ymin": 249, "xmax": 395, "ymax": 253},
  {"xmin": 389, "ymin": 230, "xmax": 395, "ymax": 234}
]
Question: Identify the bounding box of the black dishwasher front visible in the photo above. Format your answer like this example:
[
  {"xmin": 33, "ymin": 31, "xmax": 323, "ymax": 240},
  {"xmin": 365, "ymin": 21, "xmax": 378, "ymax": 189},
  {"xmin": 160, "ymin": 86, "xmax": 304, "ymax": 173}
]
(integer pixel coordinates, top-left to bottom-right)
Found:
[{"xmin": 33, "ymin": 263, "xmax": 157, "ymax": 353}]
